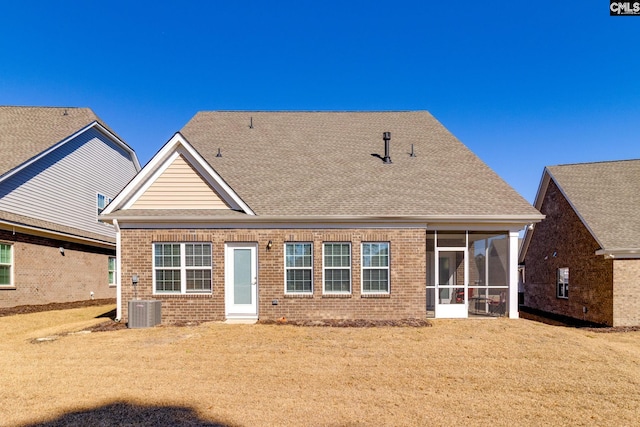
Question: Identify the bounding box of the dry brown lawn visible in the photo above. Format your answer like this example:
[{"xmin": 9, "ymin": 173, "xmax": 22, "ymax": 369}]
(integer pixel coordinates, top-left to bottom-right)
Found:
[{"xmin": 1, "ymin": 305, "xmax": 640, "ymax": 427}]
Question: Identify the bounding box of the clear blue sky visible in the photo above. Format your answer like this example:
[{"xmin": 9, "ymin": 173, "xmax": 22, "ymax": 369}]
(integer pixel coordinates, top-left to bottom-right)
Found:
[{"xmin": 2, "ymin": 1, "xmax": 638, "ymax": 203}]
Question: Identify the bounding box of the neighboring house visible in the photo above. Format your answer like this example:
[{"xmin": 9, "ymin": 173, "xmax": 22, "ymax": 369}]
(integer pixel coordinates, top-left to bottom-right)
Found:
[
  {"xmin": 0, "ymin": 106, "xmax": 140, "ymax": 308},
  {"xmin": 520, "ymin": 160, "xmax": 640, "ymax": 326},
  {"xmin": 101, "ymin": 111, "xmax": 543, "ymax": 324}
]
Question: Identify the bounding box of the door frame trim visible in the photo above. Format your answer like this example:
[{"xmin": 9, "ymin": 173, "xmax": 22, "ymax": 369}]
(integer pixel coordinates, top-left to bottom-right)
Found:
[
  {"xmin": 435, "ymin": 246, "xmax": 468, "ymax": 318},
  {"xmin": 224, "ymin": 242, "xmax": 259, "ymax": 320}
]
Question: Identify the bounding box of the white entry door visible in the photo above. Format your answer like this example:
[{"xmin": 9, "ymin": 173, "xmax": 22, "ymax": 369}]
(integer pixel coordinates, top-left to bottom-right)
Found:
[
  {"xmin": 225, "ymin": 243, "xmax": 258, "ymax": 319},
  {"xmin": 435, "ymin": 250, "xmax": 467, "ymax": 318}
]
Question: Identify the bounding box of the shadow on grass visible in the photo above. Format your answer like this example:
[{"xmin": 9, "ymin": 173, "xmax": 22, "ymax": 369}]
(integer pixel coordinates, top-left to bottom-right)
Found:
[
  {"xmin": 96, "ymin": 307, "xmax": 117, "ymax": 320},
  {"xmin": 19, "ymin": 401, "xmax": 233, "ymax": 427}
]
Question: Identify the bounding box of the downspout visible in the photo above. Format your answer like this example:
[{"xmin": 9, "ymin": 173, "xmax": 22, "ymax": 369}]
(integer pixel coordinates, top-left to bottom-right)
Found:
[
  {"xmin": 113, "ymin": 219, "xmax": 122, "ymax": 321},
  {"xmin": 508, "ymin": 231, "xmax": 520, "ymax": 319}
]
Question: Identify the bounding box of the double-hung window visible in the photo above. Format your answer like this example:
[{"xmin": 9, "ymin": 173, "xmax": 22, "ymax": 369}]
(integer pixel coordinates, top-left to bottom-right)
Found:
[
  {"xmin": 97, "ymin": 193, "xmax": 112, "ymax": 216},
  {"xmin": 323, "ymin": 243, "xmax": 351, "ymax": 293},
  {"xmin": 285, "ymin": 243, "xmax": 313, "ymax": 294},
  {"xmin": 557, "ymin": 267, "xmax": 569, "ymax": 299},
  {"xmin": 0, "ymin": 243, "xmax": 12, "ymax": 287},
  {"xmin": 153, "ymin": 243, "xmax": 212, "ymax": 294},
  {"xmin": 108, "ymin": 256, "xmax": 116, "ymax": 286},
  {"xmin": 362, "ymin": 242, "xmax": 390, "ymax": 294}
]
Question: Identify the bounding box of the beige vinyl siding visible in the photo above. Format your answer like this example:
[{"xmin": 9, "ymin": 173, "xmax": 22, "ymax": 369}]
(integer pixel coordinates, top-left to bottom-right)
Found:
[{"xmin": 130, "ymin": 155, "xmax": 230, "ymax": 209}]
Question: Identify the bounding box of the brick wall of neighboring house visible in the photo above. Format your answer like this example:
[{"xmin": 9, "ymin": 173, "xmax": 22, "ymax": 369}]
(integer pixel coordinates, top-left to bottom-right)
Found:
[
  {"xmin": 119, "ymin": 228, "xmax": 427, "ymax": 324},
  {"xmin": 613, "ymin": 259, "xmax": 640, "ymax": 326},
  {"xmin": 524, "ymin": 179, "xmax": 614, "ymax": 325},
  {"xmin": 0, "ymin": 230, "xmax": 116, "ymax": 308}
]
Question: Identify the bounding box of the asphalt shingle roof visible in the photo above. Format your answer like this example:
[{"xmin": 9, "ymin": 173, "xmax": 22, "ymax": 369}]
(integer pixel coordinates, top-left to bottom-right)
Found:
[
  {"xmin": 180, "ymin": 111, "xmax": 539, "ymax": 218},
  {"xmin": 547, "ymin": 160, "xmax": 640, "ymax": 250},
  {"xmin": 0, "ymin": 106, "xmax": 126, "ymax": 244},
  {"xmin": 0, "ymin": 106, "xmax": 103, "ymax": 176}
]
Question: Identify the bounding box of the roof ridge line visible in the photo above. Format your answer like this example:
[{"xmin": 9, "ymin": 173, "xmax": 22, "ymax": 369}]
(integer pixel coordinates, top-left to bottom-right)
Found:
[{"xmin": 551, "ymin": 158, "xmax": 640, "ymax": 167}]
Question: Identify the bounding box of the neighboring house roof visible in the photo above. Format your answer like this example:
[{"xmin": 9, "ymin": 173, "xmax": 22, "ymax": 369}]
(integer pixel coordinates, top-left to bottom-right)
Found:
[
  {"xmin": 0, "ymin": 106, "xmax": 134, "ymax": 176},
  {"xmin": 0, "ymin": 209, "xmax": 117, "ymax": 247},
  {"xmin": 0, "ymin": 106, "xmax": 140, "ymax": 246},
  {"xmin": 539, "ymin": 160, "xmax": 640, "ymax": 255},
  {"xmin": 104, "ymin": 111, "xmax": 542, "ymax": 227}
]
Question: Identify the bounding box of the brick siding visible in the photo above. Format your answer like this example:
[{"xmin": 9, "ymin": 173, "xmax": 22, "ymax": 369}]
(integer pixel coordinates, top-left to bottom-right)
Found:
[
  {"xmin": 0, "ymin": 229, "xmax": 116, "ymax": 308},
  {"xmin": 119, "ymin": 228, "xmax": 427, "ymax": 324},
  {"xmin": 524, "ymin": 179, "xmax": 614, "ymax": 325}
]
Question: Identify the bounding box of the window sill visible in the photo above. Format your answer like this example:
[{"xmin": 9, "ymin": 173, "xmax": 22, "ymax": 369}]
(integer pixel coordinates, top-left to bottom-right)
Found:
[
  {"xmin": 153, "ymin": 293, "xmax": 213, "ymax": 298},
  {"xmin": 361, "ymin": 293, "xmax": 390, "ymax": 299},
  {"xmin": 0, "ymin": 286, "xmax": 16, "ymax": 290},
  {"xmin": 322, "ymin": 293, "xmax": 352, "ymax": 298},
  {"xmin": 284, "ymin": 293, "xmax": 314, "ymax": 299}
]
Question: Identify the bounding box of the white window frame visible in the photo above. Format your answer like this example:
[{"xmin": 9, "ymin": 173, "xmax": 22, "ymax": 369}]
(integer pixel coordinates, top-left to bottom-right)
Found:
[
  {"xmin": 361, "ymin": 242, "xmax": 390, "ymax": 294},
  {"xmin": 284, "ymin": 242, "xmax": 313, "ymax": 294},
  {"xmin": 323, "ymin": 242, "xmax": 351, "ymax": 294},
  {"xmin": 152, "ymin": 242, "xmax": 212, "ymax": 294},
  {"xmin": 557, "ymin": 267, "xmax": 569, "ymax": 299},
  {"xmin": 0, "ymin": 243, "xmax": 13, "ymax": 287},
  {"xmin": 108, "ymin": 256, "xmax": 116, "ymax": 286},
  {"xmin": 97, "ymin": 193, "xmax": 112, "ymax": 216}
]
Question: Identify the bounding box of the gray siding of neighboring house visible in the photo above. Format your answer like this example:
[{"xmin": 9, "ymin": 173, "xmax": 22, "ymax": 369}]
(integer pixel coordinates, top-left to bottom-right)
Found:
[{"xmin": 0, "ymin": 126, "xmax": 138, "ymax": 239}]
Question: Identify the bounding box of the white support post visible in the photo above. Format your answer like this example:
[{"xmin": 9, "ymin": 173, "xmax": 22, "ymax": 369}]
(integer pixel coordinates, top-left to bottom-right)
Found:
[{"xmin": 508, "ymin": 231, "xmax": 520, "ymax": 319}]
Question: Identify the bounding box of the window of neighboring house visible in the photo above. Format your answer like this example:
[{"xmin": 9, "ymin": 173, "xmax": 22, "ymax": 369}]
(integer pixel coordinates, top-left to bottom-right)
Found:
[
  {"xmin": 153, "ymin": 243, "xmax": 212, "ymax": 294},
  {"xmin": 323, "ymin": 243, "xmax": 351, "ymax": 294},
  {"xmin": 108, "ymin": 256, "xmax": 116, "ymax": 286},
  {"xmin": 285, "ymin": 243, "xmax": 313, "ymax": 294},
  {"xmin": 362, "ymin": 242, "xmax": 390, "ymax": 294},
  {"xmin": 0, "ymin": 243, "xmax": 12, "ymax": 287},
  {"xmin": 97, "ymin": 193, "xmax": 112, "ymax": 217},
  {"xmin": 557, "ymin": 267, "xmax": 569, "ymax": 299}
]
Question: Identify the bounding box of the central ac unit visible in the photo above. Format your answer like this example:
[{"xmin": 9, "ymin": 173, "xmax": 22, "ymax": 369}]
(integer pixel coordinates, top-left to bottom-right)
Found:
[{"xmin": 128, "ymin": 300, "xmax": 162, "ymax": 328}]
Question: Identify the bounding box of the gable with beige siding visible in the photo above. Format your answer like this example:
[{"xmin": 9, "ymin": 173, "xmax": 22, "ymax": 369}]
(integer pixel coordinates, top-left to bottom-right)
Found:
[{"xmin": 130, "ymin": 154, "xmax": 230, "ymax": 210}]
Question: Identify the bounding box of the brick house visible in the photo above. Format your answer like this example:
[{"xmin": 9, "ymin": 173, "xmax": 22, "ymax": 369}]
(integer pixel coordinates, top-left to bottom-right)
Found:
[
  {"xmin": 520, "ymin": 160, "xmax": 640, "ymax": 326},
  {"xmin": 0, "ymin": 107, "xmax": 140, "ymax": 308},
  {"xmin": 101, "ymin": 111, "xmax": 542, "ymax": 324}
]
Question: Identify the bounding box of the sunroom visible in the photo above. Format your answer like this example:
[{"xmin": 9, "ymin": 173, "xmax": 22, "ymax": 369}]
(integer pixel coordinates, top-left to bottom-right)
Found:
[{"xmin": 426, "ymin": 230, "xmax": 519, "ymax": 319}]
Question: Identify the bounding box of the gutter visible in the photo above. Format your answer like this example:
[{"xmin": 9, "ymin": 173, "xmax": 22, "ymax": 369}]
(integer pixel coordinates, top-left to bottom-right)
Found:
[
  {"xmin": 100, "ymin": 213, "xmax": 545, "ymax": 229},
  {"xmin": 595, "ymin": 248, "xmax": 640, "ymax": 259},
  {"xmin": 0, "ymin": 219, "xmax": 115, "ymax": 249}
]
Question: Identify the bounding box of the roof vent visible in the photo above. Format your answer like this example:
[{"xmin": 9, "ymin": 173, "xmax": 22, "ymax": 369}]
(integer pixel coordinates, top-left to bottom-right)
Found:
[{"xmin": 382, "ymin": 132, "xmax": 392, "ymax": 164}]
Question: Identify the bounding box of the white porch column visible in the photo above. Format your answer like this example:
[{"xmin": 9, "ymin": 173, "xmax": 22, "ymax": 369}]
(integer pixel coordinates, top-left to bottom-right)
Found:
[{"xmin": 508, "ymin": 230, "xmax": 520, "ymax": 319}]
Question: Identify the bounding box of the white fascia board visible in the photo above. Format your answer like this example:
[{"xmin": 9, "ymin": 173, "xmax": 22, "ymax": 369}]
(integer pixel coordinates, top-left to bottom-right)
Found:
[
  {"xmin": 520, "ymin": 169, "xmax": 552, "ymax": 263},
  {"xmin": 101, "ymin": 133, "xmax": 184, "ymax": 215},
  {"xmin": 90, "ymin": 121, "xmax": 142, "ymax": 171},
  {"xmin": 102, "ymin": 132, "xmax": 254, "ymax": 216},
  {"xmin": 172, "ymin": 135, "xmax": 254, "ymax": 215},
  {"xmin": 1, "ymin": 120, "xmax": 137, "ymax": 184},
  {"xmin": 532, "ymin": 168, "xmax": 551, "ymax": 211},
  {"xmin": 110, "ymin": 214, "xmax": 542, "ymax": 231},
  {"xmin": 595, "ymin": 248, "xmax": 640, "ymax": 259},
  {"xmin": 0, "ymin": 219, "xmax": 115, "ymax": 249}
]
